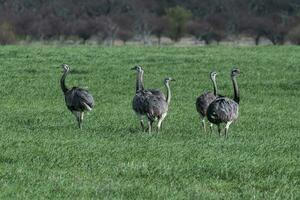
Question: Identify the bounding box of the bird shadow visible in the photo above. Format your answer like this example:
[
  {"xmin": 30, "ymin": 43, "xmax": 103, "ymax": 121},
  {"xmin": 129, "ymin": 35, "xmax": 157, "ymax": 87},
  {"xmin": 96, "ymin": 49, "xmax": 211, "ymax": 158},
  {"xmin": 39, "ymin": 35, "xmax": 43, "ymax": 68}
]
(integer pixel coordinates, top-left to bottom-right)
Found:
[
  {"xmin": 126, "ymin": 127, "xmax": 162, "ymax": 135},
  {"xmin": 279, "ymin": 81, "xmax": 299, "ymax": 91},
  {"xmin": 22, "ymin": 69, "xmax": 46, "ymax": 74},
  {"xmin": 128, "ymin": 127, "xmax": 143, "ymax": 134},
  {"xmin": 0, "ymin": 156, "xmax": 15, "ymax": 164},
  {"xmin": 70, "ymin": 69, "xmax": 90, "ymax": 74}
]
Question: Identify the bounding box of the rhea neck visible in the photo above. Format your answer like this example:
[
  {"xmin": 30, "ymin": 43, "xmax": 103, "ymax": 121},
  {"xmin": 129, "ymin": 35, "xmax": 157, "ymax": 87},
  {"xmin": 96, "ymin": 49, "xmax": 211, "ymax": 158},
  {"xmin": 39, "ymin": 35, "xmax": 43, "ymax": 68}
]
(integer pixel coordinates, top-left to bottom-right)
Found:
[
  {"xmin": 211, "ymin": 76, "xmax": 217, "ymax": 96},
  {"xmin": 165, "ymin": 82, "xmax": 171, "ymax": 105},
  {"xmin": 61, "ymin": 69, "xmax": 69, "ymax": 93},
  {"xmin": 136, "ymin": 70, "xmax": 144, "ymax": 92},
  {"xmin": 232, "ymin": 75, "xmax": 239, "ymax": 104}
]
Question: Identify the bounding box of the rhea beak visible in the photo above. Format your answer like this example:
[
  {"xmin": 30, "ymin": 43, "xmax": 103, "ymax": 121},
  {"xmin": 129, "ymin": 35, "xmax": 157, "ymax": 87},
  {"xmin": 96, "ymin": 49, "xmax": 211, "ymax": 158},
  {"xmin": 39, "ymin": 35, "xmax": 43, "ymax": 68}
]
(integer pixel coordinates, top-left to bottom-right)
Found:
[{"xmin": 235, "ymin": 70, "xmax": 241, "ymax": 76}]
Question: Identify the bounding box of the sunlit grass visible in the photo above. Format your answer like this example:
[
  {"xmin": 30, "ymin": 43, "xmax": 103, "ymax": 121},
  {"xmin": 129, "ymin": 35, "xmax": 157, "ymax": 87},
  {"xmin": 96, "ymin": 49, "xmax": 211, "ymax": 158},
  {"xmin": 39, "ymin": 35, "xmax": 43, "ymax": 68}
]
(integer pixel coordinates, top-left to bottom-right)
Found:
[{"xmin": 0, "ymin": 45, "xmax": 299, "ymax": 199}]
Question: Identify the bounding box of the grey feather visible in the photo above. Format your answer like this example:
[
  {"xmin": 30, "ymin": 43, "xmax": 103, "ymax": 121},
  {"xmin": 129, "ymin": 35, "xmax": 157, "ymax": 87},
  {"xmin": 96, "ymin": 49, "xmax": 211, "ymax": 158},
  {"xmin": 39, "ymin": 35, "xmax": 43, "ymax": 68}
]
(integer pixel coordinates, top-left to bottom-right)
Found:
[
  {"xmin": 131, "ymin": 65, "xmax": 173, "ymax": 132},
  {"xmin": 132, "ymin": 88, "xmax": 165, "ymax": 118},
  {"xmin": 145, "ymin": 94, "xmax": 168, "ymax": 121},
  {"xmin": 60, "ymin": 64, "xmax": 94, "ymax": 129},
  {"xmin": 196, "ymin": 91, "xmax": 218, "ymax": 117},
  {"xmin": 65, "ymin": 87, "xmax": 94, "ymax": 112},
  {"xmin": 147, "ymin": 89, "xmax": 166, "ymax": 100},
  {"xmin": 196, "ymin": 71, "xmax": 219, "ymax": 118},
  {"xmin": 207, "ymin": 97, "xmax": 238, "ymax": 124},
  {"xmin": 132, "ymin": 90, "xmax": 150, "ymax": 115},
  {"xmin": 144, "ymin": 77, "xmax": 174, "ymax": 133},
  {"xmin": 206, "ymin": 68, "xmax": 241, "ymax": 137},
  {"xmin": 131, "ymin": 66, "xmax": 151, "ymax": 117}
]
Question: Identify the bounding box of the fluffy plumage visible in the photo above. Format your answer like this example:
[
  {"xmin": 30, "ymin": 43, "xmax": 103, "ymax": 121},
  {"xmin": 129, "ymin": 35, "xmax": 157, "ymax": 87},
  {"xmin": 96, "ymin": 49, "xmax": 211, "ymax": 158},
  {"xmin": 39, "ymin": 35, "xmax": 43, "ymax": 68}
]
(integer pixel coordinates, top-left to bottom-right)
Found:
[
  {"xmin": 144, "ymin": 77, "xmax": 174, "ymax": 132},
  {"xmin": 206, "ymin": 68, "xmax": 240, "ymax": 138},
  {"xmin": 196, "ymin": 71, "xmax": 219, "ymax": 132},
  {"xmin": 65, "ymin": 87, "xmax": 94, "ymax": 112},
  {"xmin": 147, "ymin": 89, "xmax": 166, "ymax": 101},
  {"xmin": 196, "ymin": 91, "xmax": 217, "ymax": 116},
  {"xmin": 145, "ymin": 94, "xmax": 168, "ymax": 122},
  {"xmin": 60, "ymin": 64, "xmax": 94, "ymax": 129},
  {"xmin": 131, "ymin": 65, "xmax": 173, "ymax": 132},
  {"xmin": 132, "ymin": 91, "xmax": 149, "ymax": 116},
  {"xmin": 207, "ymin": 97, "xmax": 238, "ymax": 124},
  {"xmin": 131, "ymin": 66, "xmax": 152, "ymax": 131}
]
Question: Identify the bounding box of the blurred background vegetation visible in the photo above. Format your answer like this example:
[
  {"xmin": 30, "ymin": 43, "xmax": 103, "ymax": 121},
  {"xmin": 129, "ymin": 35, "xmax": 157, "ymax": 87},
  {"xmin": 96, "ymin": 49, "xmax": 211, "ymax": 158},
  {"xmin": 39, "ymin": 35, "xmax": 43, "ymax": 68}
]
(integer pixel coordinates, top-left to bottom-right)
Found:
[{"xmin": 1, "ymin": 0, "xmax": 300, "ymax": 45}]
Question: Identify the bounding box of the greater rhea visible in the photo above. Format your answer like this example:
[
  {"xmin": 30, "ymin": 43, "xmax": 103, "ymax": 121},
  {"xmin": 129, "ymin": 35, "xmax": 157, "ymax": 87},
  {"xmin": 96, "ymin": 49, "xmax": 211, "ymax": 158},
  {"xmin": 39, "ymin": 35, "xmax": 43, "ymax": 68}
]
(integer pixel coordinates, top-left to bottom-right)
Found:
[
  {"xmin": 196, "ymin": 71, "xmax": 219, "ymax": 132},
  {"xmin": 60, "ymin": 64, "xmax": 94, "ymax": 129},
  {"xmin": 131, "ymin": 65, "xmax": 170, "ymax": 132},
  {"xmin": 131, "ymin": 65, "xmax": 148, "ymax": 131},
  {"xmin": 145, "ymin": 77, "xmax": 175, "ymax": 132},
  {"xmin": 206, "ymin": 68, "xmax": 240, "ymax": 138}
]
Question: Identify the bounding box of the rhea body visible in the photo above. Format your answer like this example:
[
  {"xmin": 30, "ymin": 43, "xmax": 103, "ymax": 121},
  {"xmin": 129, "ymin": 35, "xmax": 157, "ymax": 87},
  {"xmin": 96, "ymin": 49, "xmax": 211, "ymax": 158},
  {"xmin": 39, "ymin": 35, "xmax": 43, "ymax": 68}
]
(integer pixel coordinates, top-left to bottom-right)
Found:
[
  {"xmin": 196, "ymin": 71, "xmax": 219, "ymax": 132},
  {"xmin": 145, "ymin": 77, "xmax": 174, "ymax": 132},
  {"xmin": 206, "ymin": 68, "xmax": 240, "ymax": 138},
  {"xmin": 60, "ymin": 64, "xmax": 94, "ymax": 129}
]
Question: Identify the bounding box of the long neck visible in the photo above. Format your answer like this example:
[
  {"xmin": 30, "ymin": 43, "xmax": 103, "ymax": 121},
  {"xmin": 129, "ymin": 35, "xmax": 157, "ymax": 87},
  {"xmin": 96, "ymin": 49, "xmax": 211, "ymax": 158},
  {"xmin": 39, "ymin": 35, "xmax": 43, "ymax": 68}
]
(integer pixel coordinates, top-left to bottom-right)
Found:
[
  {"xmin": 232, "ymin": 76, "xmax": 239, "ymax": 104},
  {"xmin": 60, "ymin": 70, "xmax": 69, "ymax": 93},
  {"xmin": 165, "ymin": 82, "xmax": 171, "ymax": 105},
  {"xmin": 211, "ymin": 77, "xmax": 217, "ymax": 96},
  {"xmin": 136, "ymin": 71, "xmax": 144, "ymax": 92}
]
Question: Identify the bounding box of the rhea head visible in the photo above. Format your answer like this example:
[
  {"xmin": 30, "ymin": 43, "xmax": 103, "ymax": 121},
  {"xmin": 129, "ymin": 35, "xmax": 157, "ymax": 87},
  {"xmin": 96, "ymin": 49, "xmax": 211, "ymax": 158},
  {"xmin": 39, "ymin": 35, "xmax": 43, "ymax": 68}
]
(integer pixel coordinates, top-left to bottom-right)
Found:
[
  {"xmin": 164, "ymin": 77, "xmax": 175, "ymax": 85},
  {"xmin": 210, "ymin": 71, "xmax": 217, "ymax": 80},
  {"xmin": 61, "ymin": 64, "xmax": 70, "ymax": 73},
  {"xmin": 131, "ymin": 65, "xmax": 143, "ymax": 73},
  {"xmin": 231, "ymin": 68, "xmax": 240, "ymax": 77}
]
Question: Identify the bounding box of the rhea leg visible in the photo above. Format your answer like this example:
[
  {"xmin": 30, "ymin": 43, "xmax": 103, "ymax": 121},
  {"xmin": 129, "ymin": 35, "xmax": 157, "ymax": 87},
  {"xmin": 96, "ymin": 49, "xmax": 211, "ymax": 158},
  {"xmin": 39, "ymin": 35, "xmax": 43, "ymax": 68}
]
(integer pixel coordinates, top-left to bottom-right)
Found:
[
  {"xmin": 137, "ymin": 114, "xmax": 145, "ymax": 131},
  {"xmin": 79, "ymin": 112, "xmax": 84, "ymax": 129},
  {"xmin": 201, "ymin": 116, "xmax": 206, "ymax": 133},
  {"xmin": 72, "ymin": 111, "xmax": 82, "ymax": 129},
  {"xmin": 157, "ymin": 113, "xmax": 167, "ymax": 132},
  {"xmin": 140, "ymin": 120, "xmax": 145, "ymax": 131},
  {"xmin": 209, "ymin": 123, "xmax": 213, "ymax": 133},
  {"xmin": 217, "ymin": 124, "xmax": 221, "ymax": 136},
  {"xmin": 148, "ymin": 120, "xmax": 153, "ymax": 133},
  {"xmin": 225, "ymin": 121, "xmax": 233, "ymax": 138}
]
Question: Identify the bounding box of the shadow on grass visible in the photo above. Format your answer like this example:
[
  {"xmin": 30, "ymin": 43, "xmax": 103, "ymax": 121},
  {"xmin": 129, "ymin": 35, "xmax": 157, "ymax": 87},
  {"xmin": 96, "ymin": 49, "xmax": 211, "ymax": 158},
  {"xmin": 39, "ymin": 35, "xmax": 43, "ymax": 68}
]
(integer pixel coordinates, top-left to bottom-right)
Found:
[
  {"xmin": 279, "ymin": 81, "xmax": 300, "ymax": 91},
  {"xmin": 22, "ymin": 68, "xmax": 90, "ymax": 75},
  {"xmin": 23, "ymin": 69, "xmax": 41, "ymax": 74},
  {"xmin": 70, "ymin": 69, "xmax": 90, "ymax": 74},
  {"xmin": 0, "ymin": 156, "xmax": 15, "ymax": 164}
]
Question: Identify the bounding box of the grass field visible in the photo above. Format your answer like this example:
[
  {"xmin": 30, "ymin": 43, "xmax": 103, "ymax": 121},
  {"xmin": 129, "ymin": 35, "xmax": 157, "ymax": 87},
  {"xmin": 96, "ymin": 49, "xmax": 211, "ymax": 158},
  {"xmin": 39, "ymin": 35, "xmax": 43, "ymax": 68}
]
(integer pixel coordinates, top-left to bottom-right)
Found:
[{"xmin": 0, "ymin": 45, "xmax": 299, "ymax": 199}]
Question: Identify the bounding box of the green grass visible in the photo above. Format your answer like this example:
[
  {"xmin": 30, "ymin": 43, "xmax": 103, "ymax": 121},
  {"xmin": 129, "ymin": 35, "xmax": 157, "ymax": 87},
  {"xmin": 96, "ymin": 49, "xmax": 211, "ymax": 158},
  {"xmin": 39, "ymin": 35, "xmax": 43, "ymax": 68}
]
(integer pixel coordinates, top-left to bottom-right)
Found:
[{"xmin": 0, "ymin": 45, "xmax": 299, "ymax": 199}]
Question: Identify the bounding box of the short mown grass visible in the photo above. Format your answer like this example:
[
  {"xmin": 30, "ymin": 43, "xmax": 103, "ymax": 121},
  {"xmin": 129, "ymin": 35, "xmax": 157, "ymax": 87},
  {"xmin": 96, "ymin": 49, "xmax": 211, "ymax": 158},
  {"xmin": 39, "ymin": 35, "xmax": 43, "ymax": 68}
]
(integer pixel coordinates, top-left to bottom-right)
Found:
[{"xmin": 0, "ymin": 45, "xmax": 299, "ymax": 199}]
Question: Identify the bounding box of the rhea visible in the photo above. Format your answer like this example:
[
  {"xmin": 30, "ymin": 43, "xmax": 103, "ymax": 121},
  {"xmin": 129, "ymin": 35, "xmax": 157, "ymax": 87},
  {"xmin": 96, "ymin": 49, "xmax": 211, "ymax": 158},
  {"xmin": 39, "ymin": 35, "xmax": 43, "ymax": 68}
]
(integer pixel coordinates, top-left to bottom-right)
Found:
[
  {"xmin": 195, "ymin": 71, "xmax": 219, "ymax": 132},
  {"xmin": 145, "ymin": 77, "xmax": 175, "ymax": 132},
  {"xmin": 131, "ymin": 65, "xmax": 166, "ymax": 131},
  {"xmin": 60, "ymin": 64, "xmax": 94, "ymax": 129},
  {"xmin": 206, "ymin": 68, "xmax": 240, "ymax": 138}
]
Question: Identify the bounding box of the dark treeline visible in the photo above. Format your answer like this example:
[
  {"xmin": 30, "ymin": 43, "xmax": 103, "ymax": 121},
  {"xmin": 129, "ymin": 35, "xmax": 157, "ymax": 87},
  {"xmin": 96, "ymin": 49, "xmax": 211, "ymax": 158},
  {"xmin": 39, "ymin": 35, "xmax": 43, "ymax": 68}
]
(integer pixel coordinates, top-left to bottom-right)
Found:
[{"xmin": 1, "ymin": 0, "xmax": 300, "ymax": 45}]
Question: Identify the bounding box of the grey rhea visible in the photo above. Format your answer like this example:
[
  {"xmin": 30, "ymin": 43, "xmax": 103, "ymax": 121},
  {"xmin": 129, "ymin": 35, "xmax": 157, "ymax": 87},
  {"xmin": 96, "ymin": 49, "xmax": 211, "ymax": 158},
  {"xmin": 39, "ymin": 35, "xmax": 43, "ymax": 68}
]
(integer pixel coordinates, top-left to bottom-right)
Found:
[
  {"xmin": 60, "ymin": 64, "xmax": 94, "ymax": 129},
  {"xmin": 145, "ymin": 77, "xmax": 175, "ymax": 133},
  {"xmin": 131, "ymin": 65, "xmax": 166, "ymax": 131},
  {"xmin": 196, "ymin": 71, "xmax": 219, "ymax": 132},
  {"xmin": 207, "ymin": 68, "xmax": 240, "ymax": 138}
]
